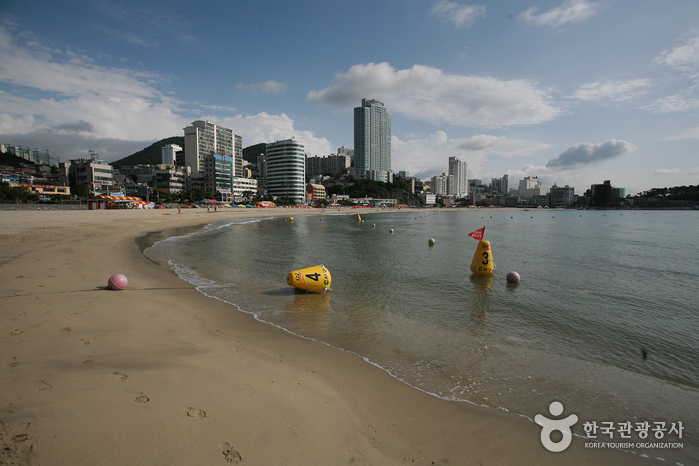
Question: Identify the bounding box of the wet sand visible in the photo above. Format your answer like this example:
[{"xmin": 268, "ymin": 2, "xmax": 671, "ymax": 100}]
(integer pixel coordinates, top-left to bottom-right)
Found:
[{"xmin": 0, "ymin": 208, "xmax": 644, "ymax": 464}]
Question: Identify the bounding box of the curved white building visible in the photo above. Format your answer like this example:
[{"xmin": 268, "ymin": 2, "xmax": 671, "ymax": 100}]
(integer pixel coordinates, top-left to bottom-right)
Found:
[{"xmin": 266, "ymin": 139, "xmax": 306, "ymax": 204}]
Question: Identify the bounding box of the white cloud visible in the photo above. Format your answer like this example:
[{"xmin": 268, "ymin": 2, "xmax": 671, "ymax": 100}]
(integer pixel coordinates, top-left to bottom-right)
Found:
[
  {"xmin": 392, "ymin": 131, "xmax": 549, "ymax": 180},
  {"xmin": 653, "ymin": 167, "xmax": 699, "ymax": 176},
  {"xmin": 236, "ymin": 80, "xmax": 288, "ymax": 95},
  {"xmin": 0, "ymin": 25, "xmax": 330, "ymax": 162},
  {"xmin": 546, "ymin": 139, "xmax": 637, "ymax": 169},
  {"xmin": 518, "ymin": 0, "xmax": 604, "ymax": 27},
  {"xmin": 664, "ymin": 126, "xmax": 699, "ymax": 140},
  {"xmin": 656, "ymin": 30, "xmax": 699, "ymax": 76},
  {"xmin": 647, "ymin": 84, "xmax": 699, "ymax": 113},
  {"xmin": 570, "ymin": 79, "xmax": 652, "ymax": 102},
  {"xmin": 207, "ymin": 112, "xmax": 333, "ymax": 158},
  {"xmin": 308, "ymin": 62, "xmax": 562, "ymax": 128},
  {"xmin": 431, "ymin": 1, "xmax": 487, "ymax": 28}
]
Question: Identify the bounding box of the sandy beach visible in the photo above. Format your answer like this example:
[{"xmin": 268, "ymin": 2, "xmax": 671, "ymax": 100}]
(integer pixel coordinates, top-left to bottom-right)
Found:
[{"xmin": 0, "ymin": 208, "xmax": 645, "ymax": 465}]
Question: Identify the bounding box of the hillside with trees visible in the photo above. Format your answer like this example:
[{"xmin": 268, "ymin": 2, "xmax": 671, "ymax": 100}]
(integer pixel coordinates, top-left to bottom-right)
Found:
[
  {"xmin": 634, "ymin": 185, "xmax": 699, "ymax": 201},
  {"xmin": 110, "ymin": 136, "xmax": 183, "ymax": 169},
  {"xmin": 325, "ymin": 178, "xmax": 420, "ymax": 205}
]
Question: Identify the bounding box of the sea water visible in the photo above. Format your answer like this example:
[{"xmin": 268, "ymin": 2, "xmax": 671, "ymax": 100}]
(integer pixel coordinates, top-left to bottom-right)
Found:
[{"xmin": 146, "ymin": 209, "xmax": 699, "ymax": 464}]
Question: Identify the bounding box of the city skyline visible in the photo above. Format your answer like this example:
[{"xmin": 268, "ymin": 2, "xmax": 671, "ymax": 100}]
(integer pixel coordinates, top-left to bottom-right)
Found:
[{"xmin": 0, "ymin": 1, "xmax": 698, "ymax": 195}]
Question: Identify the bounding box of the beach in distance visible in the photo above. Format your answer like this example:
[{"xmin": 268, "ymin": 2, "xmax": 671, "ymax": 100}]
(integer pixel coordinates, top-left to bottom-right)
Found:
[{"xmin": 0, "ymin": 207, "xmax": 661, "ymax": 465}]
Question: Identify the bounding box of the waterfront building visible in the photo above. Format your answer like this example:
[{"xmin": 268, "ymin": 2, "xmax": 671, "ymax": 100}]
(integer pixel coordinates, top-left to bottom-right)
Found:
[
  {"xmin": 420, "ymin": 193, "xmax": 436, "ymax": 205},
  {"xmin": 518, "ymin": 176, "xmax": 542, "ymax": 201},
  {"xmin": 232, "ymin": 176, "xmax": 258, "ymax": 202},
  {"xmin": 161, "ymin": 144, "xmax": 182, "ymax": 166},
  {"xmin": 306, "ymin": 183, "xmax": 326, "ymax": 204},
  {"xmin": 266, "ymin": 139, "xmax": 306, "ymax": 204},
  {"xmin": 502, "ymin": 174, "xmax": 509, "ymax": 194},
  {"xmin": 184, "ymin": 120, "xmax": 242, "ymax": 176},
  {"xmin": 154, "ymin": 164, "xmax": 186, "ymax": 193},
  {"xmin": 431, "ymin": 173, "xmax": 448, "ymax": 196},
  {"xmin": 204, "ymin": 152, "xmax": 234, "ymax": 202},
  {"xmin": 591, "ymin": 180, "xmax": 625, "ymax": 207},
  {"xmin": 257, "ymin": 153, "xmax": 267, "ymax": 197},
  {"xmin": 550, "ymin": 183, "xmax": 575, "ymax": 207},
  {"xmin": 59, "ymin": 150, "xmax": 114, "ymax": 194},
  {"xmin": 354, "ymin": 98, "xmax": 391, "ymax": 182},
  {"xmin": 448, "ymin": 157, "xmax": 468, "ymax": 198}
]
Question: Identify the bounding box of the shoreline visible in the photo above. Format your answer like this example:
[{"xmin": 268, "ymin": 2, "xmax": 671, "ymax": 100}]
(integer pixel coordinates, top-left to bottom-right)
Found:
[{"xmin": 0, "ymin": 209, "xmax": 645, "ymax": 464}]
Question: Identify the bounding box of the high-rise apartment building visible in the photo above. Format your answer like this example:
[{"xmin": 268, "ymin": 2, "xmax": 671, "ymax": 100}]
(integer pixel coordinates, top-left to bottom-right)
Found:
[
  {"xmin": 354, "ymin": 98, "xmax": 391, "ymax": 182},
  {"xmin": 550, "ymin": 183, "xmax": 575, "ymax": 206},
  {"xmin": 337, "ymin": 146, "xmax": 354, "ymax": 163},
  {"xmin": 431, "ymin": 173, "xmax": 448, "ymax": 196},
  {"xmin": 266, "ymin": 139, "xmax": 306, "ymax": 204},
  {"xmin": 184, "ymin": 120, "xmax": 242, "ymax": 176},
  {"xmin": 519, "ymin": 176, "xmax": 542, "ymax": 201},
  {"xmin": 161, "ymin": 144, "xmax": 182, "ymax": 166},
  {"xmin": 448, "ymin": 157, "xmax": 468, "ymax": 198}
]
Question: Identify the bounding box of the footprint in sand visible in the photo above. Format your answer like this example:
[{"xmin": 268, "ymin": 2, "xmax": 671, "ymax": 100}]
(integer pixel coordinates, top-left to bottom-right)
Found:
[
  {"xmin": 61, "ymin": 327, "xmax": 72, "ymax": 333},
  {"xmin": 219, "ymin": 442, "xmax": 242, "ymax": 464},
  {"xmin": 135, "ymin": 392, "xmax": 149, "ymax": 403},
  {"xmin": 243, "ymin": 383, "xmax": 256, "ymax": 397},
  {"xmin": 5, "ymin": 357, "xmax": 19, "ymax": 368},
  {"xmin": 10, "ymin": 330, "xmax": 23, "ymax": 336},
  {"xmin": 82, "ymin": 359, "xmax": 94, "ymax": 364},
  {"xmin": 112, "ymin": 372, "xmax": 128, "ymax": 382},
  {"xmin": 33, "ymin": 381, "xmax": 52, "ymax": 392},
  {"xmin": 186, "ymin": 407, "xmax": 207, "ymax": 419}
]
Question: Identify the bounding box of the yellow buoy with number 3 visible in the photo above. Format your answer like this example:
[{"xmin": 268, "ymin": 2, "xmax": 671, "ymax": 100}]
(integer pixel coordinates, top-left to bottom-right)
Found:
[
  {"xmin": 470, "ymin": 240, "xmax": 495, "ymax": 275},
  {"xmin": 287, "ymin": 265, "xmax": 332, "ymax": 292}
]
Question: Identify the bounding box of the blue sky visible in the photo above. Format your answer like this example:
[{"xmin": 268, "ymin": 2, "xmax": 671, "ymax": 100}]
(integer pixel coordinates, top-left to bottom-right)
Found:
[{"xmin": 0, "ymin": 0, "xmax": 697, "ymax": 194}]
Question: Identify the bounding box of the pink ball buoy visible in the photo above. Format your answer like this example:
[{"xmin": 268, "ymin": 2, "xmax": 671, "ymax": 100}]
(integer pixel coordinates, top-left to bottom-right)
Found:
[
  {"xmin": 506, "ymin": 271, "xmax": 520, "ymax": 284},
  {"xmin": 108, "ymin": 274, "xmax": 128, "ymax": 290}
]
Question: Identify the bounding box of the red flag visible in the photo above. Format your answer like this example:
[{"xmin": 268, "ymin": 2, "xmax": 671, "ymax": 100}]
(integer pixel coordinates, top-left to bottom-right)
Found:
[{"xmin": 468, "ymin": 227, "xmax": 485, "ymax": 240}]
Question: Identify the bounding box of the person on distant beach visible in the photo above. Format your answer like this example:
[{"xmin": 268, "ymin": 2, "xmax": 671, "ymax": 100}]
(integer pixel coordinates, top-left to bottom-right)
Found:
[{"xmin": 178, "ymin": 205, "xmax": 181, "ymax": 214}]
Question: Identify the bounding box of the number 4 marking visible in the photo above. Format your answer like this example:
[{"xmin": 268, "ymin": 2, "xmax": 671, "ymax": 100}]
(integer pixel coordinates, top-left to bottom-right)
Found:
[{"xmin": 306, "ymin": 273, "xmax": 321, "ymax": 281}]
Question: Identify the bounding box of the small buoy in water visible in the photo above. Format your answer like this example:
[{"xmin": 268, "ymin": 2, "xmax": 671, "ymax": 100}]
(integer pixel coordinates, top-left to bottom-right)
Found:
[
  {"xmin": 470, "ymin": 240, "xmax": 494, "ymax": 275},
  {"xmin": 389, "ymin": 228, "xmax": 394, "ymax": 233},
  {"xmin": 428, "ymin": 238, "xmax": 436, "ymax": 246},
  {"xmin": 108, "ymin": 274, "xmax": 128, "ymax": 291},
  {"xmin": 506, "ymin": 271, "xmax": 520, "ymax": 283},
  {"xmin": 286, "ymin": 265, "xmax": 331, "ymax": 292},
  {"xmin": 356, "ymin": 213, "xmax": 361, "ymax": 222},
  {"xmin": 289, "ymin": 217, "xmax": 294, "ymax": 222},
  {"xmin": 372, "ymin": 223, "xmax": 375, "ymax": 227}
]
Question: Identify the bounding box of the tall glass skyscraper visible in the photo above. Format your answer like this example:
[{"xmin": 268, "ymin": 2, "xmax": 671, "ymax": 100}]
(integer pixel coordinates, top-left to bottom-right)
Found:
[
  {"xmin": 266, "ymin": 139, "xmax": 306, "ymax": 204},
  {"xmin": 354, "ymin": 98, "xmax": 391, "ymax": 182}
]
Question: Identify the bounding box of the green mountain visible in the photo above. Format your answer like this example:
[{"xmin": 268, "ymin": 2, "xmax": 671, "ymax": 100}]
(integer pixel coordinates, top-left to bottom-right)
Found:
[{"xmin": 110, "ymin": 136, "xmax": 184, "ymax": 169}]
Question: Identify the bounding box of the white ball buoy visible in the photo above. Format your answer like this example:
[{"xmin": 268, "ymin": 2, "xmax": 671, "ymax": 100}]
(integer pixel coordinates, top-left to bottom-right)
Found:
[
  {"xmin": 506, "ymin": 271, "xmax": 520, "ymax": 283},
  {"xmin": 372, "ymin": 223, "xmax": 375, "ymax": 227},
  {"xmin": 389, "ymin": 228, "xmax": 394, "ymax": 234},
  {"xmin": 428, "ymin": 238, "xmax": 436, "ymax": 246}
]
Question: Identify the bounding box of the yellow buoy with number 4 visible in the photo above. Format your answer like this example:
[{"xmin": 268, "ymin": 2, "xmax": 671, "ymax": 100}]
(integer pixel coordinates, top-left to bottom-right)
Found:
[
  {"xmin": 470, "ymin": 240, "xmax": 495, "ymax": 275},
  {"xmin": 287, "ymin": 265, "xmax": 332, "ymax": 292}
]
